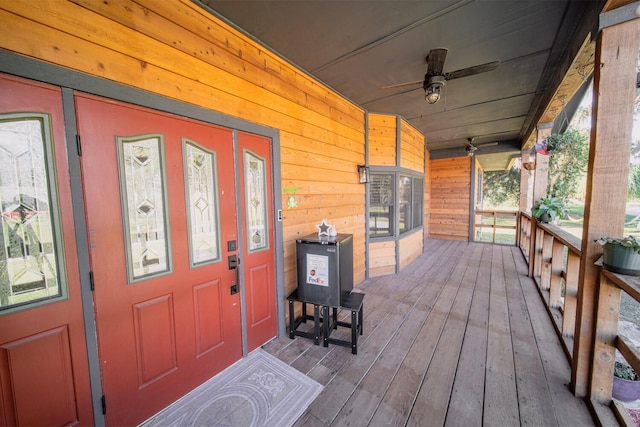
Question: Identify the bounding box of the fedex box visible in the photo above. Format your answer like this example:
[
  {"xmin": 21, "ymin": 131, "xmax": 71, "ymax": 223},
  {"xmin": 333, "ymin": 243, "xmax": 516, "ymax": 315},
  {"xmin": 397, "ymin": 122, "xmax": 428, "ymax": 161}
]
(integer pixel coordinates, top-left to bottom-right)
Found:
[{"xmin": 296, "ymin": 233, "xmax": 353, "ymax": 306}]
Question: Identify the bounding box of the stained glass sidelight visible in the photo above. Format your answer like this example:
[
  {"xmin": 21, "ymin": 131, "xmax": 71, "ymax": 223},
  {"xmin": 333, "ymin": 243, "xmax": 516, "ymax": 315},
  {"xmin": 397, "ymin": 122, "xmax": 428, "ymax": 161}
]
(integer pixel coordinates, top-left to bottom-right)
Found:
[
  {"xmin": 183, "ymin": 140, "xmax": 220, "ymax": 266},
  {"xmin": 0, "ymin": 114, "xmax": 65, "ymax": 310},
  {"xmin": 118, "ymin": 135, "xmax": 170, "ymax": 282},
  {"xmin": 243, "ymin": 150, "xmax": 268, "ymax": 252}
]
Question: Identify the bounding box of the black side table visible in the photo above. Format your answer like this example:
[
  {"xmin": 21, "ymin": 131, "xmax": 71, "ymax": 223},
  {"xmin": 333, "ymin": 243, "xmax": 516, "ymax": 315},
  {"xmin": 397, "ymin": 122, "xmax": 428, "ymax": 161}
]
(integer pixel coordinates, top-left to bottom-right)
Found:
[
  {"xmin": 322, "ymin": 291, "xmax": 364, "ymax": 354},
  {"xmin": 287, "ymin": 289, "xmax": 323, "ymax": 345}
]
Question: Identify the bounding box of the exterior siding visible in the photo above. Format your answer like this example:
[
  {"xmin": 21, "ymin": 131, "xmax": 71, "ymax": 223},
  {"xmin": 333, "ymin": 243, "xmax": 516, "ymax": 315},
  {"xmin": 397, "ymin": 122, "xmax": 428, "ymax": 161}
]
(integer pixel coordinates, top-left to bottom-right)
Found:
[
  {"xmin": 429, "ymin": 157, "xmax": 471, "ymax": 241},
  {"xmin": 0, "ymin": 0, "xmax": 367, "ymax": 294}
]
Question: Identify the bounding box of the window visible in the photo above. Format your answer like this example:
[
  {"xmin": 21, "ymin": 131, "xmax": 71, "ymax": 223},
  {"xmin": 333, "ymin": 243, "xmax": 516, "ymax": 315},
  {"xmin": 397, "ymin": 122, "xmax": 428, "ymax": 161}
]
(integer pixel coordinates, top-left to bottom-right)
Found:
[
  {"xmin": 399, "ymin": 175, "xmax": 423, "ymax": 234},
  {"xmin": 117, "ymin": 134, "xmax": 171, "ymax": 283},
  {"xmin": 369, "ymin": 173, "xmax": 394, "ymax": 237},
  {"xmin": 0, "ymin": 114, "xmax": 66, "ymax": 310},
  {"xmin": 369, "ymin": 172, "xmax": 423, "ymax": 238}
]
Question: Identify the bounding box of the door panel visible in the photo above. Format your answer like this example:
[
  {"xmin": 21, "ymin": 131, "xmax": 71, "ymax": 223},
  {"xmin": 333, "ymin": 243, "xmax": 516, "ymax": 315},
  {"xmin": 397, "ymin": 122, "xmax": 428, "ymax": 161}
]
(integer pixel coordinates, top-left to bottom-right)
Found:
[
  {"xmin": 238, "ymin": 132, "xmax": 277, "ymax": 352},
  {"xmin": 76, "ymin": 94, "xmax": 242, "ymax": 426},
  {"xmin": 0, "ymin": 75, "xmax": 92, "ymax": 426}
]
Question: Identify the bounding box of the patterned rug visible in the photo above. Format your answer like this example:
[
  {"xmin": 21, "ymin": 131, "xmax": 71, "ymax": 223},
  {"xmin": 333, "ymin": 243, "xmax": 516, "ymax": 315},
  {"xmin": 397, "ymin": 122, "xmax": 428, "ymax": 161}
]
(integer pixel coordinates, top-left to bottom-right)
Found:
[{"xmin": 141, "ymin": 349, "xmax": 322, "ymax": 427}]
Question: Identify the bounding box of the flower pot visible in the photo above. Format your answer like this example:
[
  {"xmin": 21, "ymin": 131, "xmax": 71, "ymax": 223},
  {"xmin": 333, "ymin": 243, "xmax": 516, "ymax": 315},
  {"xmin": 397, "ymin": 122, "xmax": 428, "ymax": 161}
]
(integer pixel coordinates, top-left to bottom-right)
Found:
[
  {"xmin": 613, "ymin": 376, "xmax": 640, "ymax": 402},
  {"xmin": 603, "ymin": 243, "xmax": 640, "ymax": 276},
  {"xmin": 537, "ymin": 213, "xmax": 551, "ymax": 223}
]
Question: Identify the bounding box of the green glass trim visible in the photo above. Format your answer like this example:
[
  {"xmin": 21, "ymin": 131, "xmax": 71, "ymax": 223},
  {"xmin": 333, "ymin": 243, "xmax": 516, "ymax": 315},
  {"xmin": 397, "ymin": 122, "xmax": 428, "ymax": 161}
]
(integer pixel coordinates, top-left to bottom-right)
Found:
[
  {"xmin": 243, "ymin": 148, "xmax": 269, "ymax": 253},
  {"xmin": 116, "ymin": 134, "xmax": 172, "ymax": 283},
  {"xmin": 0, "ymin": 113, "xmax": 69, "ymax": 313},
  {"xmin": 182, "ymin": 138, "xmax": 222, "ymax": 268}
]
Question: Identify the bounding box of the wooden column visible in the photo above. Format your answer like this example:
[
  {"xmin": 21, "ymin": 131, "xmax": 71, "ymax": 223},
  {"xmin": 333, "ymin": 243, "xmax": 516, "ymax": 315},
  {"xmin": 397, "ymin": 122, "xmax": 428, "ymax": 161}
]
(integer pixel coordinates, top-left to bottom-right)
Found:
[
  {"xmin": 572, "ymin": 17, "xmax": 640, "ymax": 398},
  {"xmin": 519, "ymin": 150, "xmax": 532, "ymax": 212},
  {"xmin": 528, "ymin": 123, "xmax": 553, "ymax": 277}
]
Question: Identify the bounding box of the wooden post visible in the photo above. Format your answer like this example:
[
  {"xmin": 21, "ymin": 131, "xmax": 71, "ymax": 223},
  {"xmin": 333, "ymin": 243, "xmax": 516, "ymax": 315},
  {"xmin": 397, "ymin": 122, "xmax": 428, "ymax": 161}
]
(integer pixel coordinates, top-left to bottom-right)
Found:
[
  {"xmin": 572, "ymin": 17, "xmax": 640, "ymax": 398},
  {"xmin": 528, "ymin": 124, "xmax": 553, "ymax": 277}
]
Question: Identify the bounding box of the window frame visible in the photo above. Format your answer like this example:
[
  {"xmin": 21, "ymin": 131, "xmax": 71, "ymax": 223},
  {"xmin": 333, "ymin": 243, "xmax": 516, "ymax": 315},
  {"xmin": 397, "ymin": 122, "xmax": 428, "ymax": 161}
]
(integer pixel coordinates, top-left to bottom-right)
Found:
[{"xmin": 368, "ymin": 169, "xmax": 424, "ymax": 239}]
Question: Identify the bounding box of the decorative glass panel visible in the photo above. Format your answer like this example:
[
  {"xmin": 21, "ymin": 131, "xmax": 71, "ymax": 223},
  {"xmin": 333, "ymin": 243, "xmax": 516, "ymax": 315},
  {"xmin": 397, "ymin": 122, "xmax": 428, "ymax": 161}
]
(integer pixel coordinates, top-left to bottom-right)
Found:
[
  {"xmin": 0, "ymin": 114, "xmax": 65, "ymax": 310},
  {"xmin": 244, "ymin": 150, "xmax": 268, "ymax": 252},
  {"xmin": 118, "ymin": 135, "xmax": 170, "ymax": 282},
  {"xmin": 183, "ymin": 140, "xmax": 220, "ymax": 266}
]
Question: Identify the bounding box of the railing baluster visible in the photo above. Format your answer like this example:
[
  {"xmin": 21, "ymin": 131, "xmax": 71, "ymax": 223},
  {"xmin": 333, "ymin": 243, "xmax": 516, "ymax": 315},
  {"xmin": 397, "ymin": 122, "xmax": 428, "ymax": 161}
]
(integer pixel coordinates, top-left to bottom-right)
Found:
[
  {"xmin": 549, "ymin": 240, "xmax": 564, "ymax": 309},
  {"xmin": 563, "ymin": 252, "xmax": 579, "ymax": 339},
  {"xmin": 541, "ymin": 233, "xmax": 554, "ymax": 293}
]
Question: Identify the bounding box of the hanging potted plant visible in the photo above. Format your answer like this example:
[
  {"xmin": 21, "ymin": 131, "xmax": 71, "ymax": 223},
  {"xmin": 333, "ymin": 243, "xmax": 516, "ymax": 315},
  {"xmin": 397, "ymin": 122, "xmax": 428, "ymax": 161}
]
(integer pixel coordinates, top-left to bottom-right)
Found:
[
  {"xmin": 531, "ymin": 196, "xmax": 565, "ymax": 224},
  {"xmin": 613, "ymin": 361, "xmax": 640, "ymax": 402},
  {"xmin": 596, "ymin": 235, "xmax": 640, "ymax": 276}
]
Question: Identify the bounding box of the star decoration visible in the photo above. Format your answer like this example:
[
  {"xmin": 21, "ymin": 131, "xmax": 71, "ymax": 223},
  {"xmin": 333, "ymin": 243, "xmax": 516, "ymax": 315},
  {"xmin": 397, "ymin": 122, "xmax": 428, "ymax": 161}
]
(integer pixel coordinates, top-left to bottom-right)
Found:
[{"xmin": 316, "ymin": 219, "xmax": 331, "ymax": 236}]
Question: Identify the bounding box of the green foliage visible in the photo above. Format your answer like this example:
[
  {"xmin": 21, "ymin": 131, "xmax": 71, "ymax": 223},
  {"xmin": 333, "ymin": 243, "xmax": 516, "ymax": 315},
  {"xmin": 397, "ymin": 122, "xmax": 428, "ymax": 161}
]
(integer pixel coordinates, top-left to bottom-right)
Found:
[
  {"xmin": 595, "ymin": 235, "xmax": 640, "ymax": 254},
  {"xmin": 483, "ymin": 166, "xmax": 521, "ymax": 208},
  {"xmin": 615, "ymin": 361, "xmax": 640, "ymax": 381},
  {"xmin": 628, "ymin": 163, "xmax": 640, "ymax": 200},
  {"xmin": 531, "ymin": 196, "xmax": 566, "ymax": 222},
  {"xmin": 546, "ymin": 129, "xmax": 589, "ymax": 201}
]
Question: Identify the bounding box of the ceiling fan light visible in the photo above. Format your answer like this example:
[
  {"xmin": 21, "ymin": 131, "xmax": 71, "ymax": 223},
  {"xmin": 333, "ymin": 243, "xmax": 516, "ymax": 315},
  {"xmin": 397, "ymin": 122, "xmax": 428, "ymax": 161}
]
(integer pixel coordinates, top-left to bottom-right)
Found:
[
  {"xmin": 424, "ymin": 75, "xmax": 445, "ymax": 104},
  {"xmin": 425, "ymin": 85, "xmax": 441, "ymax": 104}
]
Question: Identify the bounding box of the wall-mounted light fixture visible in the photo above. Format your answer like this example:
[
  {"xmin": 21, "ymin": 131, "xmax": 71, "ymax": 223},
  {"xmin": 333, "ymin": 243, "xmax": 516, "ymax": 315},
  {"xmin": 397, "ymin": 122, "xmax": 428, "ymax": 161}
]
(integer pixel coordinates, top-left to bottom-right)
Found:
[
  {"xmin": 424, "ymin": 75, "xmax": 445, "ymax": 104},
  {"xmin": 358, "ymin": 165, "xmax": 370, "ymax": 183}
]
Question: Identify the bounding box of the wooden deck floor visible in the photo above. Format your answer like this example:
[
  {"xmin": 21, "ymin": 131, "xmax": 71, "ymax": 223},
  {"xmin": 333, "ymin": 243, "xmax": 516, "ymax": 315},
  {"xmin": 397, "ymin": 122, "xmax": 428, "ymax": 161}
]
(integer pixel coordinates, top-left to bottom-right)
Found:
[{"xmin": 263, "ymin": 239, "xmax": 596, "ymax": 426}]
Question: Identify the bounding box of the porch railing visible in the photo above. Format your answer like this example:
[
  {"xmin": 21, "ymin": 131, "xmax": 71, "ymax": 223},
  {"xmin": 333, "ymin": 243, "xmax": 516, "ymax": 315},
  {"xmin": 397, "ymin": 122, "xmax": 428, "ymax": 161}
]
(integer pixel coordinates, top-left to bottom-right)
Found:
[
  {"xmin": 519, "ymin": 212, "xmax": 634, "ymax": 425},
  {"xmin": 473, "ymin": 209, "xmax": 518, "ymax": 245},
  {"xmin": 519, "ymin": 212, "xmax": 580, "ymax": 360}
]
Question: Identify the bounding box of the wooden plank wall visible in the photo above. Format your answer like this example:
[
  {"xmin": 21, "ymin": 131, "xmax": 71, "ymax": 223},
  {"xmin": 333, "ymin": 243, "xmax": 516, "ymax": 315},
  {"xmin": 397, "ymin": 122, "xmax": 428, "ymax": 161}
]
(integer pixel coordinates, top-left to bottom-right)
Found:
[
  {"xmin": 368, "ymin": 113, "xmax": 397, "ymax": 167},
  {"xmin": 368, "ymin": 240, "xmax": 396, "ymax": 277},
  {"xmin": 430, "ymin": 157, "xmax": 471, "ymax": 241},
  {"xmin": 0, "ymin": 0, "xmax": 367, "ymax": 295},
  {"xmin": 424, "ymin": 150, "xmax": 431, "ymax": 239},
  {"xmin": 399, "ymin": 231, "xmax": 422, "ymax": 269},
  {"xmin": 399, "ymin": 118, "xmax": 425, "ymax": 173}
]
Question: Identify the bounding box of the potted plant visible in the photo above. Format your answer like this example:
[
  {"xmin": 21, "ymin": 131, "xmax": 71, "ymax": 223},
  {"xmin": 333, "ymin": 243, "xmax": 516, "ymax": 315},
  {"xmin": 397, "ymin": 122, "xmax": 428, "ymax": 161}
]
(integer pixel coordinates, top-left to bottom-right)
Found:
[
  {"xmin": 531, "ymin": 196, "xmax": 565, "ymax": 224},
  {"xmin": 596, "ymin": 235, "xmax": 640, "ymax": 276},
  {"xmin": 613, "ymin": 361, "xmax": 640, "ymax": 402}
]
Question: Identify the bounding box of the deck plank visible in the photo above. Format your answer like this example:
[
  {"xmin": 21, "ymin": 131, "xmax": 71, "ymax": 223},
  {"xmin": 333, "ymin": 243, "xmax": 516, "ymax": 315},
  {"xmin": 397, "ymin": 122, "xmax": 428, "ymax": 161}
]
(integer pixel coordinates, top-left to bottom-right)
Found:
[
  {"xmin": 483, "ymin": 245, "xmax": 520, "ymax": 425},
  {"xmin": 269, "ymin": 239, "xmax": 596, "ymax": 427},
  {"xmin": 444, "ymin": 244, "xmax": 491, "ymax": 427}
]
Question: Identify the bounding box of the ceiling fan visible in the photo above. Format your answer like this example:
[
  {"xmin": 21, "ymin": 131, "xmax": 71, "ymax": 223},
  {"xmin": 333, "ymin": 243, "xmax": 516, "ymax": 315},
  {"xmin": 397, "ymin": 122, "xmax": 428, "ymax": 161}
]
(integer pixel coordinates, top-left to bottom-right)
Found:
[
  {"xmin": 380, "ymin": 48, "xmax": 500, "ymax": 104},
  {"xmin": 464, "ymin": 138, "xmax": 498, "ymax": 156}
]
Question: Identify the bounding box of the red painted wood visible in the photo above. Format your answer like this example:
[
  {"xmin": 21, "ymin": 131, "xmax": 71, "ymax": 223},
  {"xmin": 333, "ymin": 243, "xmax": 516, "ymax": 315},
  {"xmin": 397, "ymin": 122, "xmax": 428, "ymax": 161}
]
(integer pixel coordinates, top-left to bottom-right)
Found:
[
  {"xmin": 237, "ymin": 132, "xmax": 277, "ymax": 352},
  {"xmin": 76, "ymin": 94, "xmax": 243, "ymax": 426},
  {"xmin": 0, "ymin": 74, "xmax": 92, "ymax": 426}
]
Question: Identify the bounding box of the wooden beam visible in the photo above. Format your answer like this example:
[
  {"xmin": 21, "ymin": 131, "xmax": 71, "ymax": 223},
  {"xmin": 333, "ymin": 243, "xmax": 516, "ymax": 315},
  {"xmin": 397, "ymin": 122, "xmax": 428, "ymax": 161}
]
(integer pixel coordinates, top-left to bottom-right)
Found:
[{"xmin": 573, "ymin": 16, "xmax": 640, "ymax": 398}]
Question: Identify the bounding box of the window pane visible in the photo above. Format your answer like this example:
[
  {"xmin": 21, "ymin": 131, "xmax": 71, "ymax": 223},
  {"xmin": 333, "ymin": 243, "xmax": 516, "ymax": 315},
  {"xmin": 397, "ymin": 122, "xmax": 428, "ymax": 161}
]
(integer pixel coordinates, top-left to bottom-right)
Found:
[
  {"xmin": 118, "ymin": 135, "xmax": 170, "ymax": 282},
  {"xmin": 370, "ymin": 174, "xmax": 394, "ymax": 206},
  {"xmin": 399, "ymin": 175, "xmax": 411, "ymax": 234},
  {"xmin": 244, "ymin": 149, "xmax": 268, "ymax": 252},
  {"xmin": 369, "ymin": 173, "xmax": 394, "ymax": 237},
  {"xmin": 0, "ymin": 115, "xmax": 64, "ymax": 309},
  {"xmin": 369, "ymin": 206, "xmax": 392, "ymax": 236},
  {"xmin": 184, "ymin": 140, "xmax": 220, "ymax": 266},
  {"xmin": 413, "ymin": 178, "xmax": 424, "ymax": 227}
]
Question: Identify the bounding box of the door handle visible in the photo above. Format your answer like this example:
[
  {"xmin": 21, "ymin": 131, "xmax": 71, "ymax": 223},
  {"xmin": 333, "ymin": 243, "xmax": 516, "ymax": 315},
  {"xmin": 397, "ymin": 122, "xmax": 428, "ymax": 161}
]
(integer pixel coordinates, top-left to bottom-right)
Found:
[{"xmin": 228, "ymin": 255, "xmax": 240, "ymax": 295}]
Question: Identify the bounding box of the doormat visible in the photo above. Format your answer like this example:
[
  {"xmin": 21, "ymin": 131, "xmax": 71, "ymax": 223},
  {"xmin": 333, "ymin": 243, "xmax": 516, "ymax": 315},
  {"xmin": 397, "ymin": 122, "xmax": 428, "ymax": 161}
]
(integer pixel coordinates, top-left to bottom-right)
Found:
[{"xmin": 140, "ymin": 348, "xmax": 322, "ymax": 427}]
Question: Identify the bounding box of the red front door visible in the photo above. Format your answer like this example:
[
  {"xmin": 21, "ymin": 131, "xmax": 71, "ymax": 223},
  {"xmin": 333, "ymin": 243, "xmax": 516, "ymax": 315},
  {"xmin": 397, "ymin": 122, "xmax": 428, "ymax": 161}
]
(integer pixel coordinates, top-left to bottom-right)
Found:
[
  {"xmin": 237, "ymin": 132, "xmax": 277, "ymax": 352},
  {"xmin": 76, "ymin": 94, "xmax": 243, "ymax": 426},
  {"xmin": 0, "ymin": 75, "xmax": 92, "ymax": 425}
]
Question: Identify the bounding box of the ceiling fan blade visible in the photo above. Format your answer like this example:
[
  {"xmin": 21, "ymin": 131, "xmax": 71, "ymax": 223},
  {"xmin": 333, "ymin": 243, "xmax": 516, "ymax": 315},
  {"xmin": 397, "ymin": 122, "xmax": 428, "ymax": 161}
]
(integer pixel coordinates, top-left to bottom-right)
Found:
[
  {"xmin": 476, "ymin": 141, "xmax": 499, "ymax": 147},
  {"xmin": 379, "ymin": 80, "xmax": 423, "ymax": 90},
  {"xmin": 444, "ymin": 60, "xmax": 500, "ymax": 81},
  {"xmin": 427, "ymin": 48, "xmax": 448, "ymax": 75}
]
